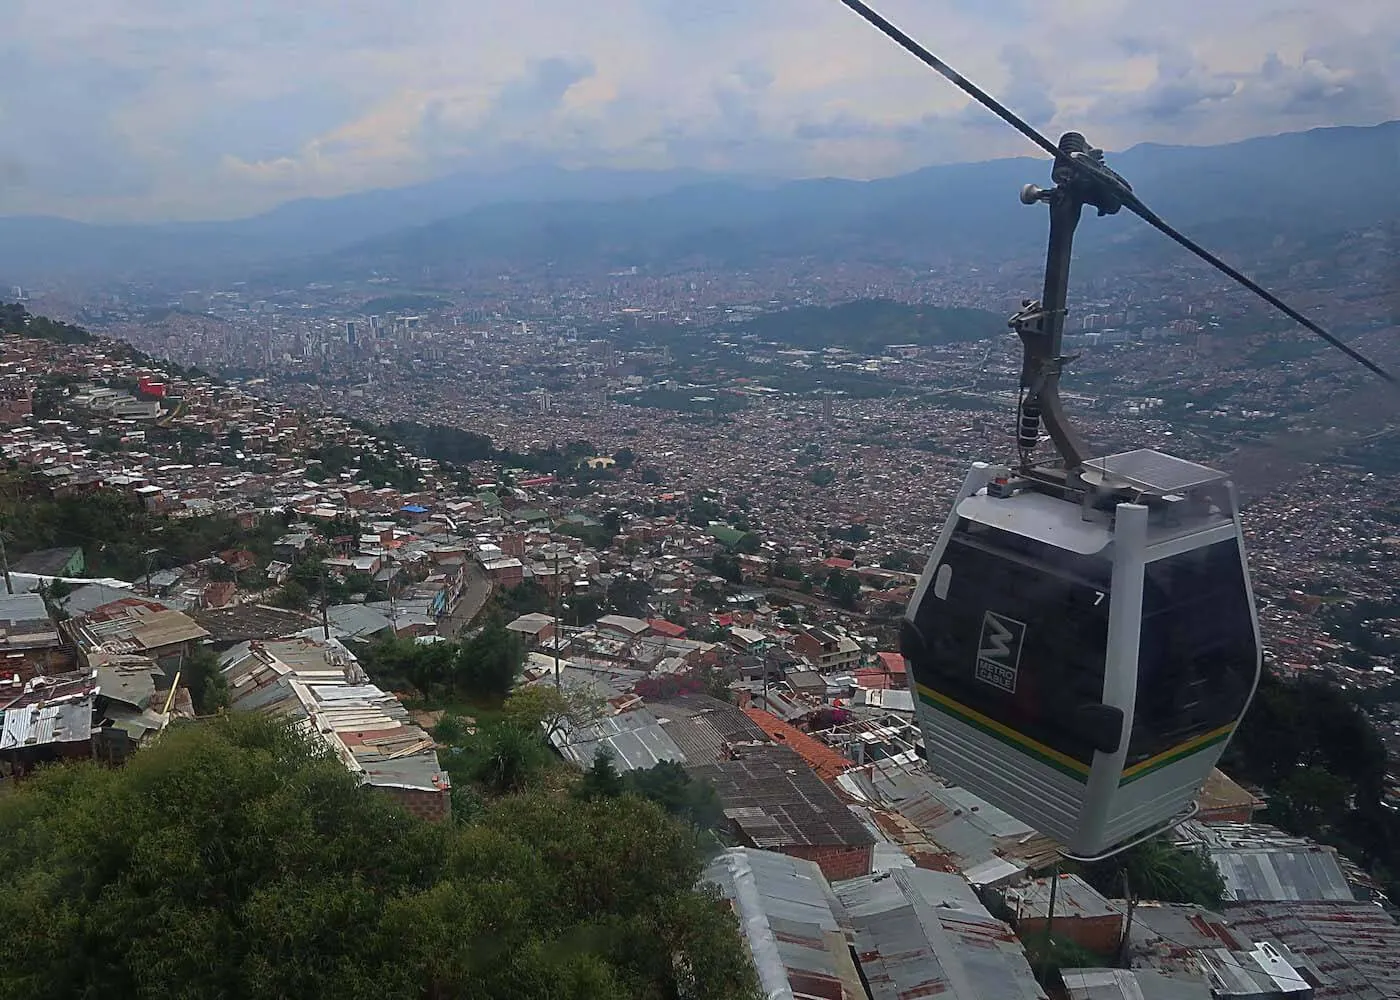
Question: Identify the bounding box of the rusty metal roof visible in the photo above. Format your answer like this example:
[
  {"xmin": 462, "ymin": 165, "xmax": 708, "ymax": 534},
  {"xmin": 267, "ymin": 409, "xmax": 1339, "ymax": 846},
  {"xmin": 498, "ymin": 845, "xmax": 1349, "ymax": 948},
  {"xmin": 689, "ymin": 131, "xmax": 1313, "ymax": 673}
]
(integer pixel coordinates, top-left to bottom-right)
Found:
[
  {"xmin": 702, "ymin": 848, "xmax": 865, "ymax": 1000},
  {"xmin": 689, "ymin": 744, "xmax": 874, "ymax": 849},
  {"xmin": 1227, "ymin": 901, "xmax": 1400, "ymax": 999},
  {"xmin": 834, "ymin": 867, "xmax": 1046, "ymax": 1000}
]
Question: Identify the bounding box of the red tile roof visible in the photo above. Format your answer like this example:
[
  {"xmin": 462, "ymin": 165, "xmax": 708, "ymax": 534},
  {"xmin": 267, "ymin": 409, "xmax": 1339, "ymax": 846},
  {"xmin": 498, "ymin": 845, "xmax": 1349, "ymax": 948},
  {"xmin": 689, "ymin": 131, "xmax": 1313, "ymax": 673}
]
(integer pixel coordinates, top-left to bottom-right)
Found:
[
  {"xmin": 647, "ymin": 619, "xmax": 687, "ymax": 638},
  {"xmin": 742, "ymin": 708, "xmax": 854, "ymax": 783},
  {"xmin": 822, "ymin": 557, "xmax": 855, "ymax": 570},
  {"xmin": 876, "ymin": 652, "xmax": 907, "ymax": 675},
  {"xmin": 853, "ymin": 669, "xmax": 897, "ymax": 690}
]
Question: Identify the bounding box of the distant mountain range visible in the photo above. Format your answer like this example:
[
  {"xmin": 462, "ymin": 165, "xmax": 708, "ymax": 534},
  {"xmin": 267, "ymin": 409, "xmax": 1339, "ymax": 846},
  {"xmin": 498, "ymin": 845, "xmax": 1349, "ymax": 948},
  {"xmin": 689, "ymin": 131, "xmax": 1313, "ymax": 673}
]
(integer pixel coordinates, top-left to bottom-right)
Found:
[{"xmin": 2, "ymin": 121, "xmax": 1396, "ymax": 288}]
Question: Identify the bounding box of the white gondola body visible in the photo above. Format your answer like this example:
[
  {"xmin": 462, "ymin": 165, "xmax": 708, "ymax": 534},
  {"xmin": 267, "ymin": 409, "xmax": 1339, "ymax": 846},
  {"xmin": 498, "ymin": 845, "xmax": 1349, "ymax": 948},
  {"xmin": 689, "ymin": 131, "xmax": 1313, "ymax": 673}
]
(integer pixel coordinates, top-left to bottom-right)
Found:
[{"xmin": 902, "ymin": 451, "xmax": 1263, "ymax": 858}]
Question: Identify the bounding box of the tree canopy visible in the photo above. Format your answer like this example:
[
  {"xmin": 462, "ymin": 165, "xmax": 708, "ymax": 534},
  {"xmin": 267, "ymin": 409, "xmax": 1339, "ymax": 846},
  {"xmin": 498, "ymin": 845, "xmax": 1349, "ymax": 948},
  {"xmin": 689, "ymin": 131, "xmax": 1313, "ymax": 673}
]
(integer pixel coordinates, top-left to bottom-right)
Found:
[
  {"xmin": 1, "ymin": 302, "xmax": 94, "ymax": 345},
  {"xmin": 357, "ymin": 622, "xmax": 524, "ymax": 703},
  {"xmin": 1079, "ymin": 837, "xmax": 1226, "ymax": 910},
  {"xmin": 0, "ymin": 715, "xmax": 760, "ymax": 1000},
  {"xmin": 1222, "ymin": 664, "xmax": 1400, "ymax": 901},
  {"xmin": 0, "ymin": 471, "xmax": 291, "ymax": 581}
]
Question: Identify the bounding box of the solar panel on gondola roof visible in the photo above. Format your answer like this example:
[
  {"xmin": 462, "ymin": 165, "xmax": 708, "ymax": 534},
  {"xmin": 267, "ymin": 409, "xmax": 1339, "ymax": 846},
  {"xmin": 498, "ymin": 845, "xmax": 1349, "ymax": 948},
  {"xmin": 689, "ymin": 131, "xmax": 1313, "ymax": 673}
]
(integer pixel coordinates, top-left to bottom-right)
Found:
[{"xmin": 1082, "ymin": 449, "xmax": 1226, "ymax": 495}]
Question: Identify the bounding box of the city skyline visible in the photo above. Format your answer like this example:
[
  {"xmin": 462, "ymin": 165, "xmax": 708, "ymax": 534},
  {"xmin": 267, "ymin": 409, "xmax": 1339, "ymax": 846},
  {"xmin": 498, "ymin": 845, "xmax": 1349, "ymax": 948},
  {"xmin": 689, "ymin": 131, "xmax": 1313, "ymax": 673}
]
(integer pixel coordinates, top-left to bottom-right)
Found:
[{"xmin": 4, "ymin": 0, "xmax": 1398, "ymax": 222}]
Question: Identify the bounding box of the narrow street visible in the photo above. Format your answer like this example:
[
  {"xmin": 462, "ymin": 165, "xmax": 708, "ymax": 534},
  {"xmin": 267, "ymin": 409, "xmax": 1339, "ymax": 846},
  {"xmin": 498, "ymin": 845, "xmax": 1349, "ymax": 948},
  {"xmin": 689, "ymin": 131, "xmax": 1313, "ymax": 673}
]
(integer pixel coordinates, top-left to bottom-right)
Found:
[{"xmin": 442, "ymin": 563, "xmax": 493, "ymax": 638}]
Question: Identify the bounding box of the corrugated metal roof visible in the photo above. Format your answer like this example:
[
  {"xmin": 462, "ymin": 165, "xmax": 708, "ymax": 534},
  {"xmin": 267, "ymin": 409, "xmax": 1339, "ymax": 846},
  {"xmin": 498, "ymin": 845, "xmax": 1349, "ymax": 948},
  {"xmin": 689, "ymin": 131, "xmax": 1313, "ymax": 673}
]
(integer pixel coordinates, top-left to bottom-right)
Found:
[
  {"xmin": 689, "ymin": 744, "xmax": 874, "ymax": 850},
  {"xmin": 839, "ymin": 757, "xmax": 1063, "ymax": 877},
  {"xmin": 1174, "ymin": 821, "xmax": 1358, "ymax": 903},
  {"xmin": 1007, "ymin": 874, "xmax": 1121, "ymax": 921},
  {"xmin": 651, "ymin": 693, "xmax": 768, "ymax": 763},
  {"xmin": 188, "ymin": 604, "xmax": 316, "ymax": 642},
  {"xmin": 220, "ymin": 637, "xmax": 445, "ymax": 792},
  {"xmin": 0, "ymin": 696, "xmax": 93, "ymax": 749},
  {"xmin": 0, "ymin": 592, "xmax": 51, "ymax": 626},
  {"xmin": 552, "ymin": 708, "xmax": 687, "ymax": 772},
  {"xmin": 1212, "ymin": 849, "xmax": 1353, "ymax": 903},
  {"xmin": 834, "ymin": 868, "xmax": 1046, "ymax": 1000},
  {"xmin": 326, "ymin": 604, "xmax": 393, "ymax": 639},
  {"xmin": 847, "ymin": 805, "xmax": 917, "ymax": 874},
  {"xmin": 702, "ymin": 848, "xmax": 865, "ymax": 1000},
  {"xmin": 1062, "ymin": 968, "xmax": 1211, "ymax": 1000},
  {"xmin": 1227, "ymin": 901, "xmax": 1400, "ymax": 1000}
]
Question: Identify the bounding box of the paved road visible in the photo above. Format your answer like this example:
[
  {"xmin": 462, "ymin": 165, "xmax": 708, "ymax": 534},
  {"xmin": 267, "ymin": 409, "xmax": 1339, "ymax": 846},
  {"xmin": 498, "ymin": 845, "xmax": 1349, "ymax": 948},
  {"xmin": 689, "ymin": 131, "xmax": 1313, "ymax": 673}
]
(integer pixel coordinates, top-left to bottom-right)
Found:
[{"xmin": 443, "ymin": 563, "xmax": 493, "ymax": 637}]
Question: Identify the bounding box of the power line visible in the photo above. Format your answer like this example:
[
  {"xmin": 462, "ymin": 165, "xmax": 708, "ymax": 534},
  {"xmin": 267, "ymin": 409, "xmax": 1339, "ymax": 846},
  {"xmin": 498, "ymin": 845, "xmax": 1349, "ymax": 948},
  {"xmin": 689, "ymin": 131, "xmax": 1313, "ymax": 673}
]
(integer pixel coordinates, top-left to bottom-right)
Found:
[
  {"xmin": 1115, "ymin": 196, "xmax": 1396, "ymax": 385},
  {"xmin": 833, "ymin": 0, "xmax": 1397, "ymax": 386}
]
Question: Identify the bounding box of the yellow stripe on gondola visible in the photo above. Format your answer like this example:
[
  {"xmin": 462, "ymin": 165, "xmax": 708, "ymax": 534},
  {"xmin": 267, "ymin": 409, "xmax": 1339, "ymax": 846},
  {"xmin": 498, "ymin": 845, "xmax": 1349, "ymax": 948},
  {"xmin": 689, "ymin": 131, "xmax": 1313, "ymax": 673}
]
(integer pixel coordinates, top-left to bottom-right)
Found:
[
  {"xmin": 1119, "ymin": 722, "xmax": 1235, "ymax": 784},
  {"xmin": 915, "ymin": 683, "xmax": 1092, "ymax": 780},
  {"xmin": 915, "ymin": 683, "xmax": 1236, "ymax": 787}
]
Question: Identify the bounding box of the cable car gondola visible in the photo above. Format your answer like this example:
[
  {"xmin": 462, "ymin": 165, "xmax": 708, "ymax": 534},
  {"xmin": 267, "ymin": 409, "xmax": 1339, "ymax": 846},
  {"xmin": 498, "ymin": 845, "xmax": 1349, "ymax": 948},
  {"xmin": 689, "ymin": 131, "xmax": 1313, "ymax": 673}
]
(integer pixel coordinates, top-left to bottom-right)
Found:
[{"xmin": 901, "ymin": 134, "xmax": 1263, "ymax": 859}]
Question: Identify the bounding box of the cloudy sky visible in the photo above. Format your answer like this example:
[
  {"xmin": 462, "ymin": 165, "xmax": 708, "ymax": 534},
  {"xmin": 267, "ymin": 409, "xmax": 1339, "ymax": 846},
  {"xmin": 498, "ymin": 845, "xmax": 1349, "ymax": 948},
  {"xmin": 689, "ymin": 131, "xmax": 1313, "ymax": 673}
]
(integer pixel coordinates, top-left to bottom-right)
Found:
[{"xmin": 3, "ymin": 0, "xmax": 1397, "ymax": 222}]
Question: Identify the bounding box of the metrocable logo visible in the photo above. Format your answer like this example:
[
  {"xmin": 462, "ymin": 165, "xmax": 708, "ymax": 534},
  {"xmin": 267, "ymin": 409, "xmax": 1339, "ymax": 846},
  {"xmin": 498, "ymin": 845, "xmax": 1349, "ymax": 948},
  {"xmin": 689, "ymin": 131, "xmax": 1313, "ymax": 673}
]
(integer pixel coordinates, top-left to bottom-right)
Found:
[{"xmin": 974, "ymin": 611, "xmax": 1026, "ymax": 694}]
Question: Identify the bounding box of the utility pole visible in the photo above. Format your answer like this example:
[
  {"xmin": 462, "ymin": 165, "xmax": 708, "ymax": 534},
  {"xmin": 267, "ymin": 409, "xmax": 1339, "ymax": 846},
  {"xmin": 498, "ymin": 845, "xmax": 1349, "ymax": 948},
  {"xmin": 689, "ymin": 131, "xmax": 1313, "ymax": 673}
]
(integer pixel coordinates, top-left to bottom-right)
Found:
[
  {"xmin": 0, "ymin": 529, "xmax": 12, "ymax": 595},
  {"xmin": 1040, "ymin": 864, "xmax": 1060, "ymax": 985},
  {"xmin": 320, "ymin": 568, "xmax": 331, "ymax": 641},
  {"xmin": 142, "ymin": 547, "xmax": 162, "ymax": 596},
  {"xmin": 552, "ymin": 547, "xmax": 562, "ymax": 691},
  {"xmin": 1117, "ymin": 870, "xmax": 1136, "ymax": 969}
]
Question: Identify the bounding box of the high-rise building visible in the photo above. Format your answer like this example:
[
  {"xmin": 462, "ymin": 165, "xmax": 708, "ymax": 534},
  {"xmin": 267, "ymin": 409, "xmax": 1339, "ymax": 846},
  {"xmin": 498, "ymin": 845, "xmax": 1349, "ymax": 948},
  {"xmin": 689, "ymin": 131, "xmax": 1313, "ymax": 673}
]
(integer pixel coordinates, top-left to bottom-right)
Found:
[{"xmin": 346, "ymin": 321, "xmax": 358, "ymax": 347}]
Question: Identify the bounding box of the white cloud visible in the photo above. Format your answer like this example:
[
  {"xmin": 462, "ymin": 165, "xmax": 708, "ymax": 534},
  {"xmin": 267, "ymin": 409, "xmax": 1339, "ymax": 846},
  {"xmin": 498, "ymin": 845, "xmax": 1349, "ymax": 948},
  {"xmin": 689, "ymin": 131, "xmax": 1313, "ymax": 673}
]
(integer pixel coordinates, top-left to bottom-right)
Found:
[{"xmin": 0, "ymin": 0, "xmax": 1396, "ymax": 221}]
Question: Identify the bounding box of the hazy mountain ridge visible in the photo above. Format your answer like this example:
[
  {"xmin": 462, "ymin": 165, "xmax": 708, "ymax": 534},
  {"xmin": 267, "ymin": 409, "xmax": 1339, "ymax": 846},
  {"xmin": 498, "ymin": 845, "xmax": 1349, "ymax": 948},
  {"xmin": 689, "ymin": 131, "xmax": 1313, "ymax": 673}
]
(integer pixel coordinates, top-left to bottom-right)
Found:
[
  {"xmin": 2, "ymin": 121, "xmax": 1396, "ymax": 286},
  {"xmin": 323, "ymin": 121, "xmax": 1400, "ymax": 279}
]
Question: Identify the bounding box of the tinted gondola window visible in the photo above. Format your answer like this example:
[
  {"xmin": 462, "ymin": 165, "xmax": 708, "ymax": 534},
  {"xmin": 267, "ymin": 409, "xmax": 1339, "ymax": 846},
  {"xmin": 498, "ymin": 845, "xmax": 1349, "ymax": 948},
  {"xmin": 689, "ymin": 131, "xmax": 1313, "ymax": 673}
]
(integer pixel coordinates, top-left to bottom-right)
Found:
[
  {"xmin": 1130, "ymin": 539, "xmax": 1258, "ymax": 763},
  {"xmin": 909, "ymin": 521, "xmax": 1112, "ymax": 767}
]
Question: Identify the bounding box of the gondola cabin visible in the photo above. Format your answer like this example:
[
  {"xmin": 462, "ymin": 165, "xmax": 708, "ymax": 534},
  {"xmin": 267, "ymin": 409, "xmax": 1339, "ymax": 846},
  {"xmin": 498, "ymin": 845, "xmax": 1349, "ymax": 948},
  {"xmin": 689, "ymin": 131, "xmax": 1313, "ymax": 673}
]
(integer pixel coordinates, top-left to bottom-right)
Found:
[{"xmin": 902, "ymin": 449, "xmax": 1262, "ymax": 859}]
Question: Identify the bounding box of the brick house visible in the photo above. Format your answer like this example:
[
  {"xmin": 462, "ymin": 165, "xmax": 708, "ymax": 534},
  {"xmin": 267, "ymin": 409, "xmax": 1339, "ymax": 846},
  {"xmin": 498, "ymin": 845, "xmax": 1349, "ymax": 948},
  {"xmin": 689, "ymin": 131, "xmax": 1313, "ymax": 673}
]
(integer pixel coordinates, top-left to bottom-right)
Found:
[
  {"xmin": 0, "ymin": 593, "xmax": 74, "ymax": 681},
  {"xmin": 1006, "ymin": 874, "xmax": 1124, "ymax": 954},
  {"xmin": 792, "ymin": 626, "xmax": 862, "ymax": 673}
]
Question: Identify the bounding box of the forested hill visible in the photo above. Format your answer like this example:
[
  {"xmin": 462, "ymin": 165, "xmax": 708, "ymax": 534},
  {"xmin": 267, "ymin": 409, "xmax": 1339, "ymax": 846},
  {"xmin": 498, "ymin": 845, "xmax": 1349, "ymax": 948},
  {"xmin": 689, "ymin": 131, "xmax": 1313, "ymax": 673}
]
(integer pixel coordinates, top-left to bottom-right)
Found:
[{"xmin": 0, "ymin": 302, "xmax": 93, "ymax": 345}]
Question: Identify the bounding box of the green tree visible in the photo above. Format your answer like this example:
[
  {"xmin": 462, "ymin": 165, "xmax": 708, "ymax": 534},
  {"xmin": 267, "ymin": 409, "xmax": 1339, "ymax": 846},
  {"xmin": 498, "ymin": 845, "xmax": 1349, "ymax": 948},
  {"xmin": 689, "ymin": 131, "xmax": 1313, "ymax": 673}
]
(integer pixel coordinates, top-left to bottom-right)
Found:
[
  {"xmin": 0, "ymin": 715, "xmax": 760, "ymax": 1000},
  {"xmin": 612, "ymin": 447, "xmax": 636, "ymax": 471},
  {"xmin": 358, "ymin": 636, "xmax": 462, "ymax": 701},
  {"xmin": 473, "ymin": 723, "xmax": 550, "ymax": 795},
  {"xmin": 625, "ymin": 761, "xmax": 725, "ymax": 833},
  {"xmin": 824, "ymin": 568, "xmax": 862, "ymax": 609},
  {"xmin": 272, "ymin": 580, "xmax": 311, "ymax": 610},
  {"xmin": 733, "ymin": 532, "xmax": 761, "ymax": 555},
  {"xmin": 710, "ymin": 552, "xmax": 743, "ymax": 584},
  {"xmin": 458, "ymin": 620, "xmax": 524, "ymax": 701},
  {"xmin": 576, "ymin": 748, "xmax": 625, "ymax": 801},
  {"xmin": 498, "ymin": 579, "xmax": 549, "ymax": 616},
  {"xmin": 432, "ymin": 713, "xmax": 468, "ymax": 745},
  {"xmin": 37, "ymin": 579, "xmax": 73, "ymax": 622},
  {"xmin": 1269, "ymin": 766, "xmax": 1355, "ymax": 838},
  {"xmin": 502, "ymin": 684, "xmax": 604, "ymax": 741},
  {"xmin": 184, "ymin": 645, "xmax": 229, "ymax": 715},
  {"xmin": 1080, "ymin": 837, "xmax": 1225, "ymax": 909},
  {"xmin": 606, "ymin": 576, "xmax": 654, "ymax": 618}
]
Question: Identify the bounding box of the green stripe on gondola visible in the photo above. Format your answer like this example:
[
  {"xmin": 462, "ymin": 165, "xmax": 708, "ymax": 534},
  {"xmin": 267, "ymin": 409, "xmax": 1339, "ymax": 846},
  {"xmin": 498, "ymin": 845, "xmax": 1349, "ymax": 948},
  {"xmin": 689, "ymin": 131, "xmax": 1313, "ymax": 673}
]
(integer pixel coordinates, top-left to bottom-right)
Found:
[
  {"xmin": 916, "ymin": 685, "xmax": 1235, "ymax": 788},
  {"xmin": 1118, "ymin": 723, "xmax": 1234, "ymax": 785},
  {"xmin": 916, "ymin": 684, "xmax": 1092, "ymax": 783}
]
